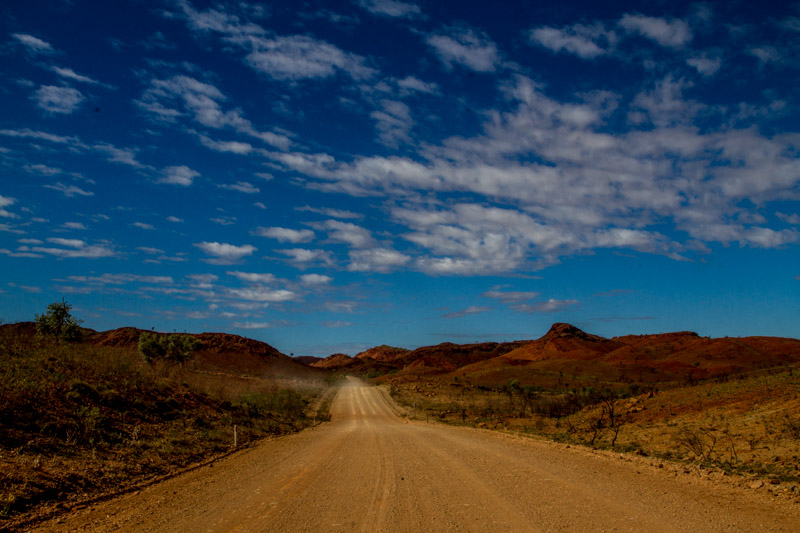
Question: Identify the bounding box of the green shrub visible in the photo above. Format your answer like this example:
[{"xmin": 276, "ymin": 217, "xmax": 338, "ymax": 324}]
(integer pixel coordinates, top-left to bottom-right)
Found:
[{"xmin": 138, "ymin": 332, "xmax": 201, "ymax": 363}]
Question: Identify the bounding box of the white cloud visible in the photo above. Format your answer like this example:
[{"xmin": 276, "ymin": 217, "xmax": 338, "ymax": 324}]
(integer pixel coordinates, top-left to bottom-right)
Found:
[
  {"xmin": 347, "ymin": 248, "xmax": 410, "ymax": 272},
  {"xmin": 529, "ymin": 24, "xmax": 615, "ymax": 59},
  {"xmin": 686, "ymin": 55, "xmax": 721, "ymax": 76},
  {"xmin": 226, "ymin": 286, "xmax": 296, "ymax": 302},
  {"xmin": 245, "ymin": 35, "xmax": 375, "ymax": 81},
  {"xmin": 211, "ymin": 216, "xmax": 236, "ymax": 225},
  {"xmin": 138, "ymin": 247, "xmax": 164, "ymax": 254},
  {"xmin": 93, "ymin": 143, "xmax": 144, "ymax": 168},
  {"xmin": 219, "ymin": 181, "xmax": 260, "ymax": 193},
  {"xmin": 777, "ymin": 213, "xmax": 800, "ymax": 225},
  {"xmin": 187, "ymin": 273, "xmax": 218, "ymax": 288},
  {"xmin": 254, "ymin": 226, "xmax": 315, "ymax": 243},
  {"xmin": 749, "ymin": 46, "xmax": 781, "ymax": 65},
  {"xmin": 264, "ymin": 73, "xmax": 800, "ymax": 272},
  {"xmin": 358, "ymin": 0, "xmax": 420, "ymax": 18},
  {"xmin": 319, "ymin": 220, "xmax": 375, "ymax": 248},
  {"xmin": 62, "ymin": 222, "xmax": 87, "ymax": 230},
  {"xmin": 619, "ymin": 14, "xmax": 692, "ymax": 48},
  {"xmin": 52, "ymin": 67, "xmax": 101, "ymax": 85},
  {"xmin": 396, "ymin": 76, "xmax": 437, "ymax": 94},
  {"xmin": 194, "ymin": 241, "xmax": 256, "ymax": 264},
  {"xmin": 167, "ymin": 216, "xmax": 184, "ymax": 222},
  {"xmin": 0, "ymin": 195, "xmax": 19, "ymax": 218},
  {"xmin": 132, "ymin": 222, "xmax": 154, "ymax": 230},
  {"xmin": 177, "ymin": 1, "xmax": 375, "ymax": 82},
  {"xmin": 781, "ymin": 17, "xmax": 800, "ymax": 32},
  {"xmin": 138, "ymin": 75, "xmax": 291, "ymax": 149},
  {"xmin": 66, "ymin": 273, "xmax": 173, "ymax": 285},
  {"xmin": 227, "ymin": 271, "xmax": 276, "ymax": 283},
  {"xmin": 199, "ymin": 135, "xmax": 254, "ymax": 154},
  {"xmin": 370, "ymin": 99, "xmax": 413, "ymax": 147},
  {"xmin": 232, "ymin": 321, "xmax": 275, "ymax": 329},
  {"xmin": 278, "ymin": 248, "xmax": 334, "ymax": 267},
  {"xmin": 0, "ymin": 128, "xmax": 75, "ymax": 144},
  {"xmin": 25, "ymin": 238, "xmax": 116, "ymax": 259},
  {"xmin": 160, "ymin": 165, "xmax": 199, "ymax": 186},
  {"xmin": 426, "ymin": 26, "xmax": 500, "ymax": 72},
  {"xmin": 441, "ymin": 305, "xmax": 491, "ymax": 319},
  {"xmin": 512, "ymin": 299, "xmax": 579, "ymax": 313},
  {"xmin": 482, "ymin": 290, "xmax": 540, "ymax": 303},
  {"xmin": 12, "ymin": 33, "xmax": 54, "ymax": 54},
  {"xmin": 300, "ymin": 273, "xmax": 332, "ymax": 285},
  {"xmin": 25, "ymin": 164, "xmax": 62, "ymax": 176},
  {"xmin": 295, "ymin": 205, "xmax": 362, "ymax": 219},
  {"xmin": 322, "ymin": 320, "xmax": 352, "ymax": 328},
  {"xmin": 44, "ymin": 183, "xmax": 94, "ymax": 197},
  {"xmin": 33, "ymin": 86, "xmax": 85, "ymax": 114}
]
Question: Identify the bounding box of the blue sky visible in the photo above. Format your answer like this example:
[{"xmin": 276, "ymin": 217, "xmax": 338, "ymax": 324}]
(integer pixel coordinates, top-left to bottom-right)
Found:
[{"xmin": 1, "ymin": 0, "xmax": 799, "ymax": 356}]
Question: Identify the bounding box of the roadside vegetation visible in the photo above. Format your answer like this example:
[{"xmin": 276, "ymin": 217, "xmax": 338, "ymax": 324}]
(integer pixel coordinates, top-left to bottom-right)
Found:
[
  {"xmin": 385, "ymin": 367, "xmax": 800, "ymax": 487},
  {"xmin": 0, "ymin": 303, "xmax": 334, "ymax": 528}
]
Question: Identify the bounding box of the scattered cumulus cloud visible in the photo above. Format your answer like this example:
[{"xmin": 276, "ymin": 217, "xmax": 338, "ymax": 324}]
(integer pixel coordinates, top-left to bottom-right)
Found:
[
  {"xmin": 370, "ymin": 99, "xmax": 413, "ymax": 147},
  {"xmin": 194, "ymin": 241, "xmax": 256, "ymax": 264},
  {"xmin": 132, "ymin": 222, "xmax": 155, "ymax": 230},
  {"xmin": 482, "ymin": 290, "xmax": 541, "ymax": 303},
  {"xmin": 62, "ymin": 222, "xmax": 87, "ymax": 230},
  {"xmin": 253, "ymin": 226, "xmax": 315, "ymax": 243},
  {"xmin": 227, "ymin": 271, "xmax": 276, "ymax": 283},
  {"xmin": 278, "ymin": 248, "xmax": 334, "ymax": 268},
  {"xmin": 618, "ymin": 14, "xmax": 692, "ymax": 48},
  {"xmin": 347, "ymin": 248, "xmax": 411, "ymax": 272},
  {"xmin": 426, "ymin": 25, "xmax": 501, "ymax": 72},
  {"xmin": 296, "ymin": 206, "xmax": 362, "ymax": 219},
  {"xmin": 357, "ymin": 0, "xmax": 421, "ymax": 18},
  {"xmin": 749, "ymin": 46, "xmax": 782, "ymax": 65},
  {"xmin": 244, "ymin": 35, "xmax": 376, "ymax": 81},
  {"xmin": 226, "ymin": 286, "xmax": 296, "ymax": 302},
  {"xmin": 319, "ymin": 220, "xmax": 375, "ymax": 248},
  {"xmin": 0, "ymin": 196, "xmax": 19, "ymax": 218},
  {"xmin": 44, "ymin": 183, "xmax": 94, "ymax": 197},
  {"xmin": 14, "ymin": 238, "xmax": 116, "ymax": 259},
  {"xmin": 441, "ymin": 305, "xmax": 491, "ymax": 319},
  {"xmin": 33, "ymin": 86, "xmax": 85, "ymax": 114},
  {"xmin": 218, "ymin": 181, "xmax": 260, "ymax": 193},
  {"xmin": 232, "ymin": 321, "xmax": 275, "ymax": 329},
  {"xmin": 160, "ymin": 165, "xmax": 199, "ymax": 186},
  {"xmin": 529, "ymin": 24, "xmax": 616, "ymax": 59},
  {"xmin": 686, "ymin": 54, "xmax": 722, "ymax": 76},
  {"xmin": 52, "ymin": 67, "xmax": 102, "ymax": 85},
  {"xmin": 12, "ymin": 33, "xmax": 54, "ymax": 54},
  {"xmin": 177, "ymin": 2, "xmax": 374, "ymax": 82},
  {"xmin": 138, "ymin": 75, "xmax": 291, "ymax": 149},
  {"xmin": 25, "ymin": 164, "xmax": 62, "ymax": 176},
  {"xmin": 66, "ymin": 273, "xmax": 173, "ymax": 285},
  {"xmin": 93, "ymin": 144, "xmax": 144, "ymax": 168},
  {"xmin": 511, "ymin": 298, "xmax": 579, "ymax": 313},
  {"xmin": 396, "ymin": 76, "xmax": 437, "ymax": 94},
  {"xmin": 300, "ymin": 273, "xmax": 332, "ymax": 285}
]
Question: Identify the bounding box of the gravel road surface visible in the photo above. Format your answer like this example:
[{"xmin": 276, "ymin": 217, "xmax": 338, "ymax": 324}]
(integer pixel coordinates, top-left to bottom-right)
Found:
[{"xmin": 35, "ymin": 377, "xmax": 800, "ymax": 532}]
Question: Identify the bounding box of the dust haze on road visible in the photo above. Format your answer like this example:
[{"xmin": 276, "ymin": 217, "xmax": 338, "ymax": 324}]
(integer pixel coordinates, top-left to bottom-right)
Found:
[{"xmin": 36, "ymin": 376, "xmax": 800, "ymax": 532}]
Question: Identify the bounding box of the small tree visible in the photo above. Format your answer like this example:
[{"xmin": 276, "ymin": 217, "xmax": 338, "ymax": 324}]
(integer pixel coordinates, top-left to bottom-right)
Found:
[{"xmin": 35, "ymin": 299, "xmax": 83, "ymax": 342}]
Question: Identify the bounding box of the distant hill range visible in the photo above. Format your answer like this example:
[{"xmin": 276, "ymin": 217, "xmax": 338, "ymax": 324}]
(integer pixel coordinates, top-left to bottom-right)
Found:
[
  {"xmin": 1, "ymin": 322, "xmax": 322, "ymax": 380},
  {"xmin": 308, "ymin": 323, "xmax": 800, "ymax": 387},
  {"xmin": 7, "ymin": 321, "xmax": 798, "ymax": 387}
]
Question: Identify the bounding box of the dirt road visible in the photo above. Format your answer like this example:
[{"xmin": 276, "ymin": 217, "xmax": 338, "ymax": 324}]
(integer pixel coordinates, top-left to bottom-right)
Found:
[{"xmin": 35, "ymin": 377, "xmax": 799, "ymax": 532}]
